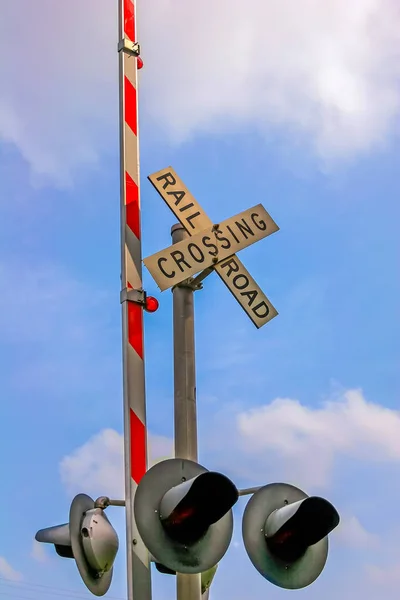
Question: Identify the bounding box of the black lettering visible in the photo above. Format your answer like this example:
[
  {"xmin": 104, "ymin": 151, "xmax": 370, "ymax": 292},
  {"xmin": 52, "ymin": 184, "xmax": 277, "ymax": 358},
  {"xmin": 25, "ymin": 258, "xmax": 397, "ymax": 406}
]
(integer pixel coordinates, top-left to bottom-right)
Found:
[
  {"xmin": 215, "ymin": 229, "xmax": 231, "ymax": 250},
  {"xmin": 170, "ymin": 250, "xmax": 191, "ymax": 273},
  {"xmin": 156, "ymin": 172, "xmax": 176, "ymax": 189},
  {"xmin": 202, "ymin": 235, "xmax": 218, "ymax": 256},
  {"xmin": 252, "ymin": 301, "xmax": 270, "ymax": 318},
  {"xmin": 233, "ymin": 274, "xmax": 249, "ymax": 290},
  {"xmin": 186, "ymin": 211, "xmax": 201, "ymax": 229},
  {"xmin": 226, "ymin": 225, "xmax": 240, "ymax": 244},
  {"xmin": 251, "ymin": 212, "xmax": 267, "ymax": 231},
  {"xmin": 235, "ymin": 219, "xmax": 254, "ymax": 239},
  {"xmin": 158, "ymin": 258, "xmax": 175, "ymax": 279},
  {"xmin": 167, "ymin": 190, "xmax": 186, "ymax": 204},
  {"xmin": 179, "ymin": 202, "xmax": 195, "ymax": 212},
  {"xmin": 240, "ymin": 289, "xmax": 258, "ymax": 306},
  {"xmin": 188, "ymin": 243, "xmax": 205, "ymax": 263},
  {"xmin": 219, "ymin": 257, "xmax": 239, "ymax": 277}
]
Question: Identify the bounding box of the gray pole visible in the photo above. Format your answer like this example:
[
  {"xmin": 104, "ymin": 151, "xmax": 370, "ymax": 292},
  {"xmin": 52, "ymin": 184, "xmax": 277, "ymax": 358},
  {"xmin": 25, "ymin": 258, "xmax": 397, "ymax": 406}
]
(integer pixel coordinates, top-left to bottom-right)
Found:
[{"xmin": 171, "ymin": 223, "xmax": 202, "ymax": 600}]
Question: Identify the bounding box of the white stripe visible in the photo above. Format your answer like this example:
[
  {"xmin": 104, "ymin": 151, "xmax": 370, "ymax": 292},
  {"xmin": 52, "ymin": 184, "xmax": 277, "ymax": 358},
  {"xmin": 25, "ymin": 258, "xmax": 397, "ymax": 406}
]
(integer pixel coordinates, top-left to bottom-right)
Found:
[
  {"xmin": 127, "ymin": 345, "xmax": 146, "ymax": 422},
  {"xmin": 130, "ymin": 480, "xmax": 150, "ymax": 567},
  {"xmin": 125, "ymin": 125, "xmax": 139, "ymax": 186},
  {"xmin": 125, "ymin": 226, "xmax": 142, "ymax": 285}
]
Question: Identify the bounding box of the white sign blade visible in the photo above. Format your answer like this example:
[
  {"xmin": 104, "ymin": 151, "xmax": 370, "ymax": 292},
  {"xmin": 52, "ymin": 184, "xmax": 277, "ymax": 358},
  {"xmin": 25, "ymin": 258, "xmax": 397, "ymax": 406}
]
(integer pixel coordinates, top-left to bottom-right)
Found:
[
  {"xmin": 214, "ymin": 256, "xmax": 278, "ymax": 329},
  {"xmin": 148, "ymin": 167, "xmax": 212, "ymax": 233},
  {"xmin": 144, "ymin": 225, "xmax": 215, "ymax": 290},
  {"xmin": 144, "ymin": 204, "xmax": 279, "ymax": 291}
]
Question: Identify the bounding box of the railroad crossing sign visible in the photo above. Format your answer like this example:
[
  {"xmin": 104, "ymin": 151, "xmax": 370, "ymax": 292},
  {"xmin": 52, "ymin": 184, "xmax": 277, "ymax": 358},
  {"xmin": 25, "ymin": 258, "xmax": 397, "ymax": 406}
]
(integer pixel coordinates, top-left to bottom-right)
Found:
[{"xmin": 144, "ymin": 167, "xmax": 280, "ymax": 328}]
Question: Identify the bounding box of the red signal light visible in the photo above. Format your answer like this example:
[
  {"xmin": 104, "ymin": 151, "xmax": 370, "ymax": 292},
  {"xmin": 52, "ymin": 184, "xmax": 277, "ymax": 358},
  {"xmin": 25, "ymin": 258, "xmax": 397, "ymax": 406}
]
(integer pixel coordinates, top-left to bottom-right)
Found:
[
  {"xmin": 137, "ymin": 57, "xmax": 144, "ymax": 70},
  {"xmin": 145, "ymin": 296, "xmax": 159, "ymax": 313}
]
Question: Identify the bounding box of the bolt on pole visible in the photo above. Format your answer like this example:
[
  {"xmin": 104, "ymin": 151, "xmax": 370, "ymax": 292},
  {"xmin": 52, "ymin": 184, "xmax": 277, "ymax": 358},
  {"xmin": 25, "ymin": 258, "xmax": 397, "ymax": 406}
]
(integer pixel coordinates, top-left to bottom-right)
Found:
[{"xmin": 171, "ymin": 224, "xmax": 202, "ymax": 600}]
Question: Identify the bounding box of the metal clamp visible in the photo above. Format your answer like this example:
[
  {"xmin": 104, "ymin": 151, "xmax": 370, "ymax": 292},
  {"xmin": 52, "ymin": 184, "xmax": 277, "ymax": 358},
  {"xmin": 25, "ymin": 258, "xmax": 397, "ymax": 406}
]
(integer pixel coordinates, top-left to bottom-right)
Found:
[
  {"xmin": 120, "ymin": 288, "xmax": 146, "ymax": 305},
  {"xmin": 118, "ymin": 38, "xmax": 141, "ymax": 57}
]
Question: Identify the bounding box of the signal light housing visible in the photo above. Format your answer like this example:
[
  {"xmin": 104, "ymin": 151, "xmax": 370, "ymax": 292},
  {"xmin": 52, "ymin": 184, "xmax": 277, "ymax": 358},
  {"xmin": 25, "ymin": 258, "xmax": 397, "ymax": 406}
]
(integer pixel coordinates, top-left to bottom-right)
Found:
[
  {"xmin": 135, "ymin": 458, "xmax": 238, "ymax": 574},
  {"xmin": 35, "ymin": 494, "xmax": 119, "ymax": 596},
  {"xmin": 242, "ymin": 483, "xmax": 339, "ymax": 589}
]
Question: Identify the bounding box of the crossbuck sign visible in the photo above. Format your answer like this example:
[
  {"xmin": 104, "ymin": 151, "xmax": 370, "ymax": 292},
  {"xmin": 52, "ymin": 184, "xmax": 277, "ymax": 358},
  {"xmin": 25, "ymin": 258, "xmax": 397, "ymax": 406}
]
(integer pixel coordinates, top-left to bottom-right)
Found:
[{"xmin": 144, "ymin": 167, "xmax": 280, "ymax": 328}]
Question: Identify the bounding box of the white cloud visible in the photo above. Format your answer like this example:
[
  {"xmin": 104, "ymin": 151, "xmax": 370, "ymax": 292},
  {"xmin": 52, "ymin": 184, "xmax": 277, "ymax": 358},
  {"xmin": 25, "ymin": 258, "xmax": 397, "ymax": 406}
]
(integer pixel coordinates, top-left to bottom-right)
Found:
[
  {"xmin": 148, "ymin": 434, "xmax": 175, "ymax": 465},
  {"xmin": 60, "ymin": 429, "xmax": 173, "ymax": 497},
  {"xmin": 31, "ymin": 541, "xmax": 48, "ymax": 564},
  {"xmin": 140, "ymin": 0, "xmax": 400, "ymax": 164},
  {"xmin": 334, "ymin": 515, "xmax": 379, "ymax": 549},
  {"xmin": 60, "ymin": 429, "xmax": 124, "ymax": 497},
  {"xmin": 59, "ymin": 387, "xmax": 398, "ymax": 563},
  {"xmin": 59, "ymin": 389, "xmax": 400, "ymax": 496},
  {"xmin": 1, "ymin": 1, "xmax": 399, "ymax": 185},
  {"xmin": 367, "ymin": 563, "xmax": 400, "ymax": 585},
  {"xmin": 0, "ymin": 557, "xmax": 23, "ymax": 582},
  {"xmin": 0, "ymin": 0, "xmax": 117, "ymax": 186},
  {"xmin": 235, "ymin": 389, "xmax": 400, "ymax": 487}
]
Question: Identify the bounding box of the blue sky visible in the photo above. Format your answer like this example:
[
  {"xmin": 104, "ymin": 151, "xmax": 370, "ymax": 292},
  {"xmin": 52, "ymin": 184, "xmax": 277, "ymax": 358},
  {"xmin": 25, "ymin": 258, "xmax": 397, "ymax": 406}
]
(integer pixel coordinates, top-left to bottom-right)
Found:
[{"xmin": 0, "ymin": 1, "xmax": 399, "ymax": 599}]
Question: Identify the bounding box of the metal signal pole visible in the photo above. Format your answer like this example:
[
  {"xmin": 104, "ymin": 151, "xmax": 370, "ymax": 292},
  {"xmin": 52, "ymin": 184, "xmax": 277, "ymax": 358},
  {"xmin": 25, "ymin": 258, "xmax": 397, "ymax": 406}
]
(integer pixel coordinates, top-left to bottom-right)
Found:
[
  {"xmin": 118, "ymin": 1, "xmax": 152, "ymax": 599},
  {"xmin": 171, "ymin": 224, "xmax": 202, "ymax": 600}
]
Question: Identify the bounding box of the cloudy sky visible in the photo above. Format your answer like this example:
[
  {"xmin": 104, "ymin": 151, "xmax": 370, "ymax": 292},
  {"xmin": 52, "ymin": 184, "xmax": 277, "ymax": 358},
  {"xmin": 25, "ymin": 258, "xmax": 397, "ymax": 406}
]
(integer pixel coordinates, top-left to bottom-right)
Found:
[{"xmin": 0, "ymin": 1, "xmax": 399, "ymax": 599}]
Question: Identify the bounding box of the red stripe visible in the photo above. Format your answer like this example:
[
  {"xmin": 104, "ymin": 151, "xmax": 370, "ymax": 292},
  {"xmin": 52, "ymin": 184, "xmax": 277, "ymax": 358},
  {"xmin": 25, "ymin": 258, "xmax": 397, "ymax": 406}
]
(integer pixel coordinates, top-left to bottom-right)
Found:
[
  {"xmin": 125, "ymin": 77, "xmax": 137, "ymax": 136},
  {"xmin": 128, "ymin": 300, "xmax": 144, "ymax": 359},
  {"xmin": 124, "ymin": 0, "xmax": 135, "ymax": 40},
  {"xmin": 130, "ymin": 409, "xmax": 146, "ymax": 483},
  {"xmin": 126, "ymin": 172, "xmax": 140, "ymax": 239}
]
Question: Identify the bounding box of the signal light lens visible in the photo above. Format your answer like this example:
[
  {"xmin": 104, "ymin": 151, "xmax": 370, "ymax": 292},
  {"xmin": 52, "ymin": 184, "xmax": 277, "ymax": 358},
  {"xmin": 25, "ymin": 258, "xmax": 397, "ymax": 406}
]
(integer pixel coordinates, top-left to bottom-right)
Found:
[
  {"xmin": 137, "ymin": 57, "xmax": 144, "ymax": 70},
  {"xmin": 145, "ymin": 296, "xmax": 159, "ymax": 313}
]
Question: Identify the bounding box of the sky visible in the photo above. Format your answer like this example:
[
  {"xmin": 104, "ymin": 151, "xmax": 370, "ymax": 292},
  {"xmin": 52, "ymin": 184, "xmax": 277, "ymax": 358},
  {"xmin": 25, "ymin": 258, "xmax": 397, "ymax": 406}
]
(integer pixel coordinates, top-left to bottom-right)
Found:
[{"xmin": 0, "ymin": 0, "xmax": 399, "ymax": 599}]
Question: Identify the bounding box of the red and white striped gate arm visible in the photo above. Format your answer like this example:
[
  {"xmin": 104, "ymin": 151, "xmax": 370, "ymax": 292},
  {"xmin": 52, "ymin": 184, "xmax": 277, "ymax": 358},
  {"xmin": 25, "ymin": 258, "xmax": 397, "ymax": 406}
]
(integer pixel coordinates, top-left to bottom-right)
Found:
[{"xmin": 118, "ymin": 1, "xmax": 152, "ymax": 599}]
